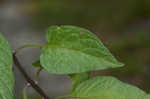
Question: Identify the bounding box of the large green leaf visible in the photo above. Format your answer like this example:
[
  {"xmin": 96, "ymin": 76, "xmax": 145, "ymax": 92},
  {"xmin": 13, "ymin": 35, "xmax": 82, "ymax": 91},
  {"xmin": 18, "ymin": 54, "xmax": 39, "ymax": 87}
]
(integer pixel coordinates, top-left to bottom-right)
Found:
[
  {"xmin": 0, "ymin": 33, "xmax": 14, "ymax": 99},
  {"xmin": 69, "ymin": 76, "xmax": 150, "ymax": 99},
  {"xmin": 40, "ymin": 25, "xmax": 124, "ymax": 74}
]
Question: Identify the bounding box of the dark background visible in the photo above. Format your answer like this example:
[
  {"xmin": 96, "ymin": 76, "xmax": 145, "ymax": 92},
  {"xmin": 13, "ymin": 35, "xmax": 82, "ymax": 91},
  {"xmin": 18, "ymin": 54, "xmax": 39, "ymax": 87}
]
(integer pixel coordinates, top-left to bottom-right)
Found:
[{"xmin": 0, "ymin": 0, "xmax": 150, "ymax": 99}]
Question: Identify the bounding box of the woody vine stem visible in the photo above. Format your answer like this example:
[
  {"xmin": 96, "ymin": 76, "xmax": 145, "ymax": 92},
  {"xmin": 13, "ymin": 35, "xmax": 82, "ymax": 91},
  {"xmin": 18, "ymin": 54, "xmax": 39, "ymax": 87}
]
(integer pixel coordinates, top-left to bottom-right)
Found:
[{"xmin": 13, "ymin": 47, "xmax": 50, "ymax": 99}]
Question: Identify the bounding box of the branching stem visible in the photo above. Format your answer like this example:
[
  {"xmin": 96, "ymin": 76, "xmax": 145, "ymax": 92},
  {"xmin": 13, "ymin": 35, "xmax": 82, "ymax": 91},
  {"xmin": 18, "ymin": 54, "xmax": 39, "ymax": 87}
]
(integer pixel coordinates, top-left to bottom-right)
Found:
[{"xmin": 13, "ymin": 52, "xmax": 50, "ymax": 99}]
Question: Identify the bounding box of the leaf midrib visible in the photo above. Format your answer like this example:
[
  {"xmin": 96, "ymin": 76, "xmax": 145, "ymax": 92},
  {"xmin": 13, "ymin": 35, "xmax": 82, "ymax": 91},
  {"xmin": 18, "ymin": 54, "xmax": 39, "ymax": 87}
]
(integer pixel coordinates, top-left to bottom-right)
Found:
[{"xmin": 43, "ymin": 45, "xmax": 120, "ymax": 66}]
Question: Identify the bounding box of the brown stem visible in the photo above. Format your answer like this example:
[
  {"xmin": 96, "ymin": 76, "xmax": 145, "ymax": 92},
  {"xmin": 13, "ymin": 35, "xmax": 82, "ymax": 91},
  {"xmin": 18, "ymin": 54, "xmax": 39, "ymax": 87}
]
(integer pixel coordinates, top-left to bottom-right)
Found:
[{"xmin": 13, "ymin": 52, "xmax": 50, "ymax": 99}]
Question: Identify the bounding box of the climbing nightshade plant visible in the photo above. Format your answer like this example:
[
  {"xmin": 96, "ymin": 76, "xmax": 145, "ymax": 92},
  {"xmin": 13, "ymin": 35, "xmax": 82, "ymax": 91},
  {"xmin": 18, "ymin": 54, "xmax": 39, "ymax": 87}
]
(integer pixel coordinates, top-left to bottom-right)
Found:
[{"xmin": 0, "ymin": 25, "xmax": 150, "ymax": 99}]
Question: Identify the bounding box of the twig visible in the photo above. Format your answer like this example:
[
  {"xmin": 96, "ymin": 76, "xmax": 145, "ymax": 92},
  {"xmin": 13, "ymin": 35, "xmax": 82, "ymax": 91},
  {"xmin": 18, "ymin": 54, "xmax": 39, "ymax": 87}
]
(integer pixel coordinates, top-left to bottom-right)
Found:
[{"xmin": 13, "ymin": 52, "xmax": 50, "ymax": 99}]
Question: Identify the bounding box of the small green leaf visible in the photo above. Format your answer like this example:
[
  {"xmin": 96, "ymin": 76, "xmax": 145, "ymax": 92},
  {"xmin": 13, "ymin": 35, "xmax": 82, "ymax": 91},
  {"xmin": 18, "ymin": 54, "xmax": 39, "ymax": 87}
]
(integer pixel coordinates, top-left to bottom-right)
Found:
[
  {"xmin": 32, "ymin": 60, "xmax": 41, "ymax": 67},
  {"xmin": 0, "ymin": 33, "xmax": 14, "ymax": 99},
  {"xmin": 32, "ymin": 60, "xmax": 43, "ymax": 76},
  {"xmin": 40, "ymin": 25, "xmax": 124, "ymax": 74},
  {"xmin": 70, "ymin": 76, "xmax": 150, "ymax": 99},
  {"xmin": 69, "ymin": 72, "xmax": 90, "ymax": 92}
]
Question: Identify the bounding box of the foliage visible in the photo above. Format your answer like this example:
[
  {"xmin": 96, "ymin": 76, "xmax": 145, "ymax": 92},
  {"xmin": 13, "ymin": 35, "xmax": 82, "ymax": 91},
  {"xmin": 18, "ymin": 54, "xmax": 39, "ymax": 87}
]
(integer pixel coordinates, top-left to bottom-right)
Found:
[
  {"xmin": 40, "ymin": 26, "xmax": 123, "ymax": 74},
  {"xmin": 0, "ymin": 26, "xmax": 150, "ymax": 99},
  {"xmin": 0, "ymin": 33, "xmax": 14, "ymax": 99},
  {"xmin": 70, "ymin": 76, "xmax": 150, "ymax": 99}
]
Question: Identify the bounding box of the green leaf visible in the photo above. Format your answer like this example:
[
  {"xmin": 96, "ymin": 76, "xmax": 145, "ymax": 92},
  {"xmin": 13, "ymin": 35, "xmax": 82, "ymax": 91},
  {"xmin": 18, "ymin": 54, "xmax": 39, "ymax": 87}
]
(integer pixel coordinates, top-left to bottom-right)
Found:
[
  {"xmin": 69, "ymin": 76, "xmax": 150, "ymax": 99},
  {"xmin": 69, "ymin": 72, "xmax": 90, "ymax": 92},
  {"xmin": 32, "ymin": 60, "xmax": 41, "ymax": 67},
  {"xmin": 40, "ymin": 25, "xmax": 124, "ymax": 74},
  {"xmin": 0, "ymin": 33, "xmax": 14, "ymax": 99},
  {"xmin": 32, "ymin": 60, "xmax": 43, "ymax": 76}
]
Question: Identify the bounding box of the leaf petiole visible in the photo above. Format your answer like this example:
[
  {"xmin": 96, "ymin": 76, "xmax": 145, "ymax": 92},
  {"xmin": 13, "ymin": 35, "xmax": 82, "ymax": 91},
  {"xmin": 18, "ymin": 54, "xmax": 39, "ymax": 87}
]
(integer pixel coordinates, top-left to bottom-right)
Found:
[{"xmin": 14, "ymin": 44, "xmax": 47, "ymax": 54}]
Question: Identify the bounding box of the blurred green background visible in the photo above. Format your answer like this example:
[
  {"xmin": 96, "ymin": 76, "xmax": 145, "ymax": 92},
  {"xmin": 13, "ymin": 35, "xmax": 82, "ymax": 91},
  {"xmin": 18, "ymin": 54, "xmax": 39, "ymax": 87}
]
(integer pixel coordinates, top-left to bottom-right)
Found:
[{"xmin": 0, "ymin": 0, "xmax": 150, "ymax": 98}]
